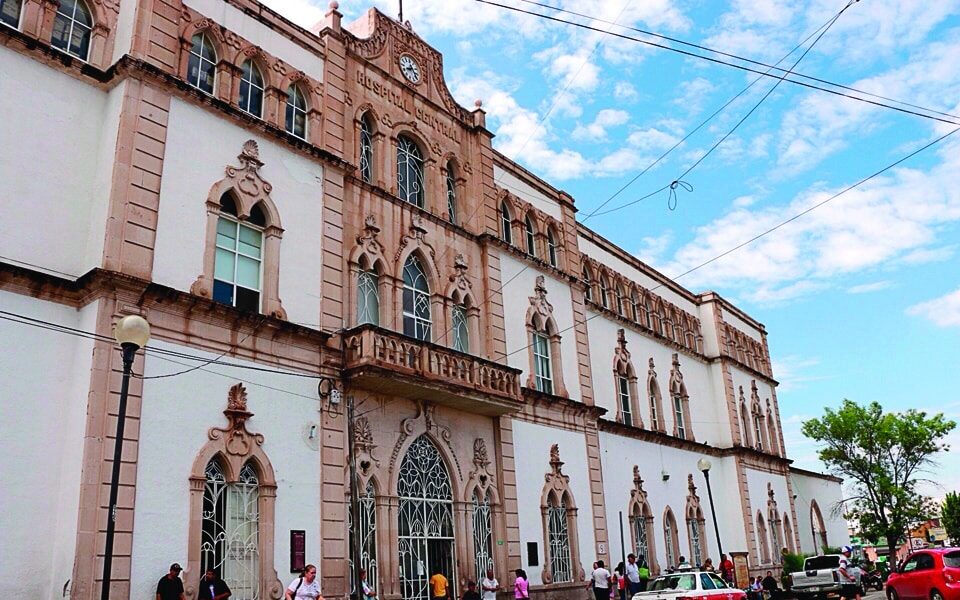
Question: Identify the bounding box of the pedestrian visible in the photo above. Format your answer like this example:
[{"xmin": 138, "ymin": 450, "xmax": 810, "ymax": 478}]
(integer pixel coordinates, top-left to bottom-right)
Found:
[
  {"xmin": 286, "ymin": 564, "xmax": 322, "ymax": 600},
  {"xmin": 677, "ymin": 556, "xmax": 691, "ymax": 571},
  {"xmin": 747, "ymin": 576, "xmax": 762, "ymax": 600},
  {"xmin": 430, "ymin": 567, "xmax": 451, "ymax": 600},
  {"xmin": 625, "ymin": 554, "xmax": 641, "ymax": 597},
  {"xmin": 587, "ymin": 560, "xmax": 611, "ymax": 600},
  {"xmin": 838, "ymin": 546, "xmax": 861, "ymax": 600},
  {"xmin": 359, "ymin": 568, "xmax": 376, "ymax": 600},
  {"xmin": 719, "ymin": 554, "xmax": 734, "ymax": 584},
  {"xmin": 462, "ymin": 580, "xmax": 482, "ymax": 600},
  {"xmin": 637, "ymin": 557, "xmax": 650, "ymax": 592},
  {"xmin": 156, "ymin": 563, "xmax": 185, "ymax": 600},
  {"xmin": 514, "ymin": 569, "xmax": 529, "ymax": 600},
  {"xmin": 613, "ymin": 562, "xmax": 626, "ymax": 600},
  {"xmin": 761, "ymin": 570, "xmax": 779, "ymax": 600},
  {"xmin": 198, "ymin": 569, "xmax": 231, "ymax": 600},
  {"xmin": 481, "ymin": 568, "xmax": 499, "ymax": 600},
  {"xmin": 702, "ymin": 558, "xmax": 715, "ymax": 573}
]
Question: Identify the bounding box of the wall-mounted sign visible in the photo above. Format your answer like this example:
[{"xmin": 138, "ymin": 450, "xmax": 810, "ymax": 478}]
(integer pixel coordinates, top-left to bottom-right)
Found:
[{"xmin": 290, "ymin": 530, "xmax": 306, "ymax": 573}]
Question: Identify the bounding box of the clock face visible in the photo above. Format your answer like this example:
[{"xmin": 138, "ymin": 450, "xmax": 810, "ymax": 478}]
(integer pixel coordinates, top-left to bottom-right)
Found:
[{"xmin": 399, "ymin": 54, "xmax": 421, "ymax": 83}]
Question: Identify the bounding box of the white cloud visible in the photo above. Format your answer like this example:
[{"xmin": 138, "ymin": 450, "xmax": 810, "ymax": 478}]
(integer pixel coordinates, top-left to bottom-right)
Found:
[
  {"xmin": 572, "ymin": 109, "xmax": 631, "ymax": 142},
  {"xmin": 627, "ymin": 127, "xmax": 681, "ymax": 152},
  {"xmin": 673, "ymin": 77, "xmax": 716, "ymax": 115},
  {"xmin": 547, "ymin": 52, "xmax": 602, "ymax": 92},
  {"xmin": 906, "ymin": 287, "xmax": 960, "ymax": 328},
  {"xmin": 771, "ymin": 355, "xmax": 825, "ymax": 392},
  {"xmin": 634, "ymin": 232, "xmax": 673, "ymax": 265},
  {"xmin": 614, "ymin": 81, "xmax": 639, "ymax": 102},
  {"xmin": 898, "ymin": 245, "xmax": 956, "ymax": 265},
  {"xmin": 846, "ymin": 281, "xmax": 893, "ymax": 294}
]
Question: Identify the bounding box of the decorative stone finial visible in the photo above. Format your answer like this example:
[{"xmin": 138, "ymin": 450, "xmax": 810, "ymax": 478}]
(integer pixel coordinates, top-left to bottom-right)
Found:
[
  {"xmin": 329, "ymin": 0, "xmax": 339, "ymax": 10},
  {"xmin": 474, "ymin": 99, "xmax": 483, "ymax": 108}
]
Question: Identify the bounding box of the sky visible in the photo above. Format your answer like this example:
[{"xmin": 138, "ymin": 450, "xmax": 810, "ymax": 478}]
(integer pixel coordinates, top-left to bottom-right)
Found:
[{"xmin": 263, "ymin": 0, "xmax": 960, "ymax": 498}]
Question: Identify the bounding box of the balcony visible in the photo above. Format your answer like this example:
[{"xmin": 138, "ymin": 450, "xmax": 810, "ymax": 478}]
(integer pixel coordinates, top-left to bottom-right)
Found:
[{"xmin": 342, "ymin": 325, "xmax": 524, "ymax": 415}]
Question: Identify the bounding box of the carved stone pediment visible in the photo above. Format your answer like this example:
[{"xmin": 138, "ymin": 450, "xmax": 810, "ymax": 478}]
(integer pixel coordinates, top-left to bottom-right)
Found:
[
  {"xmin": 529, "ymin": 275, "xmax": 554, "ymax": 319},
  {"xmin": 208, "ymin": 383, "xmax": 264, "ymax": 457},
  {"xmin": 389, "ymin": 401, "xmax": 460, "ymax": 479},
  {"xmin": 396, "ymin": 215, "xmax": 438, "ymax": 269}
]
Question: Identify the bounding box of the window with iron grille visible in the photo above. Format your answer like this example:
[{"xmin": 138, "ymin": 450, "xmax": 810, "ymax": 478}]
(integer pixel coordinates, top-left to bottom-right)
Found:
[
  {"xmin": 402, "ymin": 256, "xmax": 432, "ymax": 341},
  {"xmin": 397, "ymin": 136, "xmax": 425, "ymax": 208}
]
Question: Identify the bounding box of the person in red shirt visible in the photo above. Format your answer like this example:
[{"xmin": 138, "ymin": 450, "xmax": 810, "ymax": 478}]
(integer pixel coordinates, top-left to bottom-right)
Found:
[{"xmin": 720, "ymin": 554, "xmax": 735, "ymax": 584}]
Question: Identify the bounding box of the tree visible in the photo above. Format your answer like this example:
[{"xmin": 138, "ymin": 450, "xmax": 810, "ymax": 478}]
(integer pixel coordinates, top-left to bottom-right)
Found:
[
  {"xmin": 944, "ymin": 492, "xmax": 960, "ymax": 544},
  {"xmin": 802, "ymin": 400, "xmax": 955, "ymax": 560}
]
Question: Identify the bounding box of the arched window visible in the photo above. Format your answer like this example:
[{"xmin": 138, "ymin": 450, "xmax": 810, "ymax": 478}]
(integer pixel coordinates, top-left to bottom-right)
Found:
[
  {"xmin": 754, "ymin": 411, "xmax": 765, "ymax": 452},
  {"xmin": 527, "ymin": 277, "xmax": 567, "ymax": 398},
  {"xmin": 582, "ymin": 266, "xmax": 593, "ymax": 301},
  {"xmin": 499, "ymin": 201, "xmax": 512, "ymax": 244},
  {"xmin": 599, "ymin": 275, "xmax": 610, "ymax": 309},
  {"xmin": 524, "ymin": 216, "xmax": 536, "ymax": 257},
  {"xmin": 532, "ymin": 322, "xmax": 553, "ymax": 394},
  {"xmin": 630, "ymin": 289, "xmax": 640, "ymax": 323},
  {"xmin": 202, "ymin": 459, "xmax": 261, "ymax": 599},
  {"xmin": 628, "ymin": 467, "xmax": 657, "ymax": 573},
  {"xmin": 739, "ymin": 389, "xmax": 752, "ymax": 447},
  {"xmin": 472, "ymin": 491, "xmax": 493, "ymax": 583},
  {"xmin": 187, "ymin": 33, "xmax": 217, "ymax": 94},
  {"xmin": 547, "ymin": 495, "xmax": 572, "ymax": 582},
  {"xmin": 669, "ymin": 355, "xmax": 693, "ymax": 441},
  {"xmin": 810, "ymin": 500, "xmax": 827, "ymax": 551},
  {"xmin": 757, "ymin": 512, "xmax": 770, "ymax": 564},
  {"xmin": 357, "ymin": 264, "xmax": 380, "ymax": 326},
  {"xmin": 213, "ymin": 194, "xmax": 265, "ymax": 312},
  {"xmin": 617, "ymin": 374, "xmax": 633, "ymax": 426},
  {"xmin": 674, "ymin": 393, "xmax": 688, "ymax": 440},
  {"xmin": 663, "ymin": 508, "xmax": 680, "ymax": 569},
  {"xmin": 769, "ymin": 513, "xmax": 781, "ymax": 563},
  {"xmin": 51, "ymin": 0, "xmax": 92, "ymax": 60},
  {"xmin": 285, "ymin": 85, "xmax": 308, "ymax": 139},
  {"xmin": 359, "ymin": 113, "xmax": 374, "ymax": 183},
  {"xmin": 238, "ymin": 60, "xmax": 264, "ymax": 118},
  {"xmin": 766, "ymin": 402, "xmax": 780, "ymax": 456},
  {"xmin": 402, "ymin": 255, "xmax": 432, "ymax": 341},
  {"xmin": 613, "ymin": 330, "xmax": 640, "ymax": 427},
  {"xmin": 397, "ymin": 135, "xmax": 425, "ymax": 208},
  {"xmin": 398, "ymin": 435, "xmax": 454, "ymax": 600},
  {"xmin": 1, "ymin": 0, "xmax": 22, "ymax": 28},
  {"xmin": 685, "ymin": 475, "xmax": 708, "ymax": 568},
  {"xmin": 452, "ymin": 303, "xmax": 469, "ymax": 353},
  {"xmin": 783, "ymin": 515, "xmax": 795, "ymax": 553},
  {"xmin": 446, "ymin": 161, "xmax": 458, "ymax": 225},
  {"xmin": 647, "ymin": 359, "xmax": 665, "ymax": 433},
  {"xmin": 542, "ymin": 445, "xmax": 580, "ymax": 585},
  {"xmin": 547, "ymin": 228, "xmax": 558, "ymax": 267},
  {"xmin": 615, "ymin": 285, "xmax": 625, "ymax": 316}
]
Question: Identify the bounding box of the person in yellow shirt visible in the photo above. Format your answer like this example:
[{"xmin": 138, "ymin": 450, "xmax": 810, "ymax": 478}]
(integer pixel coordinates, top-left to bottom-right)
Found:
[{"xmin": 429, "ymin": 568, "xmax": 450, "ymax": 600}]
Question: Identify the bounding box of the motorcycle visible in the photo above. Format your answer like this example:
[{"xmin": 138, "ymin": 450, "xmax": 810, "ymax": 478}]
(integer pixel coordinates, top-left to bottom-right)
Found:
[{"xmin": 861, "ymin": 570, "xmax": 884, "ymax": 591}]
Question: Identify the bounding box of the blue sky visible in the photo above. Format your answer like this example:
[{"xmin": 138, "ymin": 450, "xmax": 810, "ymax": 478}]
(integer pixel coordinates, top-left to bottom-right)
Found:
[{"xmin": 266, "ymin": 0, "xmax": 960, "ymax": 495}]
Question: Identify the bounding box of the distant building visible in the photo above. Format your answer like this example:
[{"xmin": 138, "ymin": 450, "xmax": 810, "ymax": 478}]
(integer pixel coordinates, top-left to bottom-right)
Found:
[{"xmin": 0, "ymin": 1, "xmax": 847, "ymax": 599}]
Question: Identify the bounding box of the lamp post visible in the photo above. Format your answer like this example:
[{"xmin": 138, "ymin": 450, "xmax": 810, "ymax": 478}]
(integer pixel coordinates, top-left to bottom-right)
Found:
[
  {"xmin": 697, "ymin": 458, "xmax": 723, "ymax": 558},
  {"xmin": 101, "ymin": 315, "xmax": 150, "ymax": 600}
]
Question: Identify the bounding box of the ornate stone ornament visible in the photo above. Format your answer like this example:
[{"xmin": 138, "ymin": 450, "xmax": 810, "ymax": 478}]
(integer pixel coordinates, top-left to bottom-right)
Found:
[
  {"xmin": 614, "ymin": 328, "xmax": 631, "ymax": 364},
  {"xmin": 208, "ymin": 383, "xmax": 264, "ymax": 457},
  {"xmin": 354, "ymin": 415, "xmax": 380, "ymax": 481},
  {"xmin": 466, "ymin": 437, "xmax": 495, "ymax": 499},
  {"xmin": 356, "ymin": 214, "xmax": 384, "ymax": 263},
  {"xmin": 224, "ymin": 140, "xmax": 273, "ymax": 211},
  {"xmin": 529, "ymin": 275, "xmax": 554, "ymax": 319},
  {"xmin": 669, "ymin": 353, "xmax": 686, "ymax": 396},
  {"xmin": 390, "ymin": 401, "xmax": 461, "ymax": 479},
  {"xmin": 396, "ymin": 215, "xmax": 438, "ymax": 266},
  {"xmin": 449, "ymin": 253, "xmax": 472, "ymax": 292},
  {"xmin": 631, "ymin": 465, "xmax": 647, "ymax": 502}
]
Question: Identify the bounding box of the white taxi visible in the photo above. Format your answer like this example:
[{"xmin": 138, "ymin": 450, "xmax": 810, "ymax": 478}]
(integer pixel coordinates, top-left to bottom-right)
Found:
[{"xmin": 632, "ymin": 570, "xmax": 748, "ymax": 600}]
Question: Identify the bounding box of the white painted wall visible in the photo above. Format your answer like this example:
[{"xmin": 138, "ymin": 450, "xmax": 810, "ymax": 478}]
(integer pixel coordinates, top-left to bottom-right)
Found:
[
  {"xmin": 499, "ymin": 254, "xmax": 581, "ymax": 402},
  {"xmin": 0, "ymin": 292, "xmax": 97, "ymax": 599},
  {"xmin": 587, "ymin": 313, "xmax": 732, "ymax": 447},
  {"xmin": 598, "ymin": 432, "xmax": 746, "ymax": 572},
  {"xmin": 697, "ymin": 303, "xmax": 721, "ymax": 357},
  {"xmin": 728, "ymin": 365, "xmax": 779, "ymax": 450},
  {"xmin": 130, "ymin": 340, "xmax": 322, "ymax": 599},
  {"xmin": 790, "ymin": 471, "xmax": 848, "ymax": 555},
  {"xmin": 720, "ymin": 309, "xmax": 764, "ymax": 345},
  {"xmin": 184, "ymin": 0, "xmax": 325, "ymax": 81},
  {"xmin": 493, "ymin": 166, "xmax": 563, "ymax": 221},
  {"xmin": 153, "ymin": 98, "xmax": 325, "ymax": 327},
  {"xmin": 576, "ymin": 237, "xmax": 696, "ymax": 313},
  {"xmin": 512, "ymin": 421, "xmax": 595, "ymax": 585},
  {"xmin": 111, "ymin": 0, "xmax": 138, "ymax": 64},
  {"xmin": 744, "ymin": 469, "xmax": 793, "ymax": 566},
  {"xmin": 0, "ymin": 48, "xmax": 119, "ymax": 278}
]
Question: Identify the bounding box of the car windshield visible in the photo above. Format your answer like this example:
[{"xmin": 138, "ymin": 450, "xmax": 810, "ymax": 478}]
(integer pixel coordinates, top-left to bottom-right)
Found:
[
  {"xmin": 708, "ymin": 574, "xmax": 729, "ymax": 588},
  {"xmin": 943, "ymin": 552, "xmax": 960, "ymax": 568},
  {"xmin": 650, "ymin": 575, "xmax": 698, "ymax": 591},
  {"xmin": 805, "ymin": 556, "xmax": 840, "ymax": 570}
]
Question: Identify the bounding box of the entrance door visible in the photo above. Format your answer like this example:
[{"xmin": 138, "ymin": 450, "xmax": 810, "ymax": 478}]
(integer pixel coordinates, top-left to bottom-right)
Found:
[{"xmin": 398, "ymin": 435, "xmax": 456, "ymax": 600}]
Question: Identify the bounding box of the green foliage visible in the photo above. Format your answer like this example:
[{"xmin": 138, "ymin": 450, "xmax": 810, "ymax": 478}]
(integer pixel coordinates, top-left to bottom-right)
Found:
[
  {"xmin": 782, "ymin": 551, "xmax": 807, "ymax": 575},
  {"xmin": 943, "ymin": 492, "xmax": 960, "ymax": 544},
  {"xmin": 801, "ymin": 400, "xmax": 956, "ymax": 560}
]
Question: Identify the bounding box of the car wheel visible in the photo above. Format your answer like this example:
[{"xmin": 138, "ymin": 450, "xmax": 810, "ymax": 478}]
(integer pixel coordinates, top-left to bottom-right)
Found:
[
  {"xmin": 930, "ymin": 589, "xmax": 944, "ymax": 600},
  {"xmin": 887, "ymin": 588, "xmax": 899, "ymax": 600}
]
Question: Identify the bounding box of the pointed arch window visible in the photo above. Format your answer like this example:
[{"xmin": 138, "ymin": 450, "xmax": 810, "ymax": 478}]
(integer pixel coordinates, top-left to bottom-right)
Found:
[
  {"xmin": 669, "ymin": 355, "xmax": 693, "ymax": 441},
  {"xmin": 757, "ymin": 512, "xmax": 770, "ymax": 564},
  {"xmin": 615, "ymin": 285, "xmax": 625, "ymax": 316},
  {"xmin": 349, "ymin": 480, "xmax": 378, "ymax": 596},
  {"xmin": 663, "ymin": 508, "xmax": 680, "ymax": 569},
  {"xmin": 1, "ymin": 0, "xmax": 22, "ymax": 28},
  {"xmin": 499, "ymin": 202, "xmax": 512, "ymax": 244},
  {"xmin": 360, "ymin": 113, "xmax": 374, "ymax": 183},
  {"xmin": 647, "ymin": 360, "xmax": 665, "ymax": 433},
  {"xmin": 649, "ymin": 382, "xmax": 660, "ymax": 431},
  {"xmin": 402, "ymin": 255, "xmax": 432, "ymax": 341},
  {"xmin": 582, "ymin": 266, "xmax": 593, "ymax": 302},
  {"xmin": 397, "ymin": 135, "xmax": 425, "ymax": 208},
  {"xmin": 452, "ymin": 303, "xmax": 469, "ymax": 353},
  {"xmin": 630, "ymin": 289, "xmax": 640, "ymax": 323},
  {"xmin": 766, "ymin": 402, "xmax": 780, "ymax": 456},
  {"xmin": 446, "ymin": 162, "xmax": 458, "ymax": 225},
  {"xmin": 357, "ymin": 267, "xmax": 380, "ymax": 326},
  {"xmin": 472, "ymin": 492, "xmax": 493, "ymax": 583},
  {"xmin": 739, "ymin": 391, "xmax": 752, "ymax": 448},
  {"xmin": 524, "ymin": 216, "xmax": 537, "ymax": 257},
  {"xmin": 202, "ymin": 459, "xmax": 261, "ymax": 600},
  {"xmin": 547, "ymin": 228, "xmax": 558, "ymax": 267},
  {"xmin": 213, "ymin": 194, "xmax": 264, "ymax": 312},
  {"xmin": 239, "ymin": 60, "xmax": 264, "ymax": 118},
  {"xmin": 541, "ymin": 446, "xmax": 580, "ymax": 585},
  {"xmin": 753, "ymin": 411, "xmax": 765, "ymax": 452},
  {"xmin": 532, "ymin": 329, "xmax": 552, "ymax": 394},
  {"xmin": 51, "ymin": 0, "xmax": 92, "ymax": 60},
  {"xmin": 685, "ymin": 476, "xmax": 708, "ymax": 568},
  {"xmin": 285, "ymin": 85, "xmax": 308, "ymax": 139},
  {"xmin": 187, "ymin": 33, "xmax": 217, "ymax": 94},
  {"xmin": 547, "ymin": 497, "xmax": 572, "ymax": 583},
  {"xmin": 599, "ymin": 275, "xmax": 610, "ymax": 309},
  {"xmin": 783, "ymin": 515, "xmax": 794, "ymax": 553},
  {"xmin": 674, "ymin": 393, "xmax": 687, "ymax": 440},
  {"xmin": 617, "ymin": 375, "xmax": 633, "ymax": 427}
]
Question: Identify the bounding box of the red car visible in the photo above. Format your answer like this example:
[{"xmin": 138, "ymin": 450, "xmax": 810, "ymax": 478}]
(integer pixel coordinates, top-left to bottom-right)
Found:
[{"xmin": 886, "ymin": 548, "xmax": 960, "ymax": 600}]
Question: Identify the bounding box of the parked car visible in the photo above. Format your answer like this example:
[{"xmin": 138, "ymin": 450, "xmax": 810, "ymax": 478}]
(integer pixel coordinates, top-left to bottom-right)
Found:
[
  {"xmin": 632, "ymin": 570, "xmax": 748, "ymax": 600},
  {"xmin": 790, "ymin": 555, "xmax": 844, "ymax": 600},
  {"xmin": 886, "ymin": 548, "xmax": 960, "ymax": 600}
]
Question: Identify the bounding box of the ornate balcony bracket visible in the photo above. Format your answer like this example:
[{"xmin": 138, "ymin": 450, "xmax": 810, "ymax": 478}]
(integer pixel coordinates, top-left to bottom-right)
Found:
[{"xmin": 342, "ymin": 324, "xmax": 524, "ymax": 415}]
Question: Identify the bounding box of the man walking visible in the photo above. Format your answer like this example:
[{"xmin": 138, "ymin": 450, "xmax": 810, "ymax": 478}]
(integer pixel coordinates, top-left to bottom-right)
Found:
[
  {"xmin": 480, "ymin": 568, "xmax": 499, "ymax": 600},
  {"xmin": 838, "ymin": 546, "xmax": 861, "ymax": 600},
  {"xmin": 198, "ymin": 568, "xmax": 232, "ymax": 600},
  {"xmin": 625, "ymin": 554, "xmax": 641, "ymax": 597},
  {"xmin": 430, "ymin": 567, "xmax": 451, "ymax": 600},
  {"xmin": 156, "ymin": 563, "xmax": 185, "ymax": 600},
  {"xmin": 587, "ymin": 560, "xmax": 611, "ymax": 600}
]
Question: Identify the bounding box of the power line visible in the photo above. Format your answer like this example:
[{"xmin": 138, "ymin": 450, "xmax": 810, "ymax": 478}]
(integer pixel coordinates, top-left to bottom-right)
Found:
[
  {"xmin": 474, "ymin": 0, "xmax": 960, "ymax": 128},
  {"xmin": 513, "ymin": 0, "xmax": 960, "ymax": 124},
  {"xmin": 498, "ymin": 125, "xmax": 960, "ymax": 360}
]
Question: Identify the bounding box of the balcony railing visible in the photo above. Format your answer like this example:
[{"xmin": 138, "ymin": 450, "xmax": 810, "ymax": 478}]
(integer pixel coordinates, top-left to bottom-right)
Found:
[{"xmin": 342, "ymin": 324, "xmax": 524, "ymax": 415}]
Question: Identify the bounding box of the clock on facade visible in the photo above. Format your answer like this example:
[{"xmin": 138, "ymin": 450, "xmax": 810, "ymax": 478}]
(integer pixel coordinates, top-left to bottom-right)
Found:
[{"xmin": 399, "ymin": 54, "xmax": 421, "ymax": 83}]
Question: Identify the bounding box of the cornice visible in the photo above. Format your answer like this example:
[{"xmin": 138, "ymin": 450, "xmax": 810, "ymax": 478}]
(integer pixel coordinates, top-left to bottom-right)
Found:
[
  {"xmin": 709, "ymin": 355, "xmax": 779, "ymax": 386},
  {"xmin": 583, "ymin": 298, "xmax": 708, "ymax": 363}
]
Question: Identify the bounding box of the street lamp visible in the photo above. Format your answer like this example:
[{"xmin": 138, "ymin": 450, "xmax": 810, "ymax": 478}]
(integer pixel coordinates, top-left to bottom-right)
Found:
[
  {"xmin": 698, "ymin": 458, "xmax": 723, "ymax": 558},
  {"xmin": 101, "ymin": 315, "xmax": 150, "ymax": 600}
]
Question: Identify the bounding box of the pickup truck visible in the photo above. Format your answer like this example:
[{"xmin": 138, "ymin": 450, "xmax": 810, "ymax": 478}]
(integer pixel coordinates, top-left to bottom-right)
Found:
[{"xmin": 790, "ymin": 555, "xmax": 849, "ymax": 600}]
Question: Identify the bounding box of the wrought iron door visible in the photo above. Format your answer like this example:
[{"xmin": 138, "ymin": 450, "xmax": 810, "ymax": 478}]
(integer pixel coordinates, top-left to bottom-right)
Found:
[{"xmin": 398, "ymin": 435, "xmax": 455, "ymax": 600}]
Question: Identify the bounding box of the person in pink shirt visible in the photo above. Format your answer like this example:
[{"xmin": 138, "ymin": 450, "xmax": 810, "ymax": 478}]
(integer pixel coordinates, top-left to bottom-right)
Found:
[{"xmin": 514, "ymin": 570, "xmax": 529, "ymax": 600}]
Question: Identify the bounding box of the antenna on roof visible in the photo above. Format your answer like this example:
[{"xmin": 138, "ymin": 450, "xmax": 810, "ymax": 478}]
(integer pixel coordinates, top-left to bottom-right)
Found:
[{"xmin": 399, "ymin": 0, "xmax": 403, "ymax": 22}]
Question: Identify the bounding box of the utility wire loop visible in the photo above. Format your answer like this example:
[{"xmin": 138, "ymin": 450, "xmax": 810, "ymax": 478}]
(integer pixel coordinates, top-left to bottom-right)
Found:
[{"xmin": 667, "ymin": 180, "xmax": 693, "ymax": 211}]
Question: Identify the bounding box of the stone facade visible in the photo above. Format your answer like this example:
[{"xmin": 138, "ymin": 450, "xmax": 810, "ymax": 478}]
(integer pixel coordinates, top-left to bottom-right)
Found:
[{"xmin": 0, "ymin": 2, "xmax": 848, "ymax": 600}]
